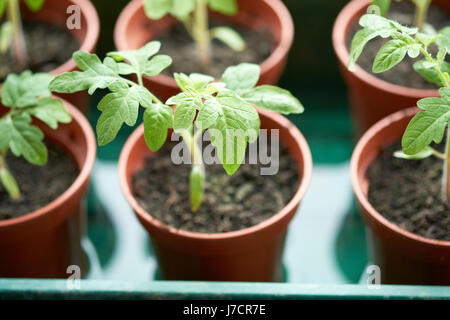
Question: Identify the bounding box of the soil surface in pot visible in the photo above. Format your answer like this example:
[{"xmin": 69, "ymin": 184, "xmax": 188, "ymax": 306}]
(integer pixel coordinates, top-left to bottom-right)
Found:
[
  {"xmin": 0, "ymin": 22, "xmax": 79, "ymax": 81},
  {"xmin": 347, "ymin": 2, "xmax": 450, "ymax": 89},
  {"xmin": 155, "ymin": 21, "xmax": 273, "ymax": 78},
  {"xmin": 132, "ymin": 140, "xmax": 299, "ymax": 233},
  {"xmin": 367, "ymin": 141, "xmax": 450, "ymax": 241},
  {"xmin": 0, "ymin": 142, "xmax": 79, "ymax": 220}
]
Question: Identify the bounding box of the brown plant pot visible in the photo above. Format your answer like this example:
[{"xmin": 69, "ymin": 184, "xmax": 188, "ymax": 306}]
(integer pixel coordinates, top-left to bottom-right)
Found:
[
  {"xmin": 114, "ymin": 0, "xmax": 294, "ymax": 102},
  {"xmin": 351, "ymin": 107, "xmax": 450, "ymax": 285},
  {"xmin": 118, "ymin": 108, "xmax": 312, "ymax": 281},
  {"xmin": 0, "ymin": 100, "xmax": 96, "ymax": 278},
  {"xmin": 0, "ymin": 0, "xmax": 100, "ymax": 112},
  {"xmin": 332, "ymin": 0, "xmax": 449, "ymax": 136}
]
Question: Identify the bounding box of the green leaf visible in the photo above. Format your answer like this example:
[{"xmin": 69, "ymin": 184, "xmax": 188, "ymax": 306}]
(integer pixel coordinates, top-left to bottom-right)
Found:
[
  {"xmin": 143, "ymin": 103, "xmax": 173, "ymax": 152},
  {"xmin": 413, "ymin": 59, "xmax": 450, "ymax": 86},
  {"xmin": 143, "ymin": 54, "xmax": 172, "ymax": 77},
  {"xmin": 0, "ymin": 21, "xmax": 12, "ymax": 53},
  {"xmin": 372, "ymin": 39, "xmax": 408, "ymax": 73},
  {"xmin": 208, "ymin": 0, "xmax": 237, "ymax": 15},
  {"xmin": 207, "ymin": 91, "xmax": 259, "ymax": 175},
  {"xmin": 108, "ymin": 41, "xmax": 170, "ymax": 78},
  {"xmin": 50, "ymin": 51, "xmax": 124, "ymax": 95},
  {"xmin": 96, "ymin": 86, "xmax": 142, "ymax": 146},
  {"xmin": 173, "ymin": 98, "xmax": 200, "ymax": 132},
  {"xmin": 402, "ymin": 88, "xmax": 450, "ymax": 155},
  {"xmin": 24, "ymin": 0, "xmax": 45, "ymax": 12},
  {"xmin": 222, "ymin": 63, "xmax": 260, "ymax": 94},
  {"xmin": 2, "ymin": 71, "xmax": 53, "ymax": 108},
  {"xmin": 348, "ymin": 28, "xmax": 390, "ymax": 71},
  {"xmin": 196, "ymin": 98, "xmax": 220, "ymax": 129},
  {"xmin": 143, "ymin": 0, "xmax": 172, "ymax": 19},
  {"xmin": 170, "ymin": 0, "xmax": 195, "ymax": 19},
  {"xmin": 211, "ymin": 26, "xmax": 245, "ymax": 51},
  {"xmin": 393, "ymin": 147, "xmax": 434, "ymax": 160},
  {"xmin": 241, "ymin": 85, "xmax": 304, "ymax": 115},
  {"xmin": 26, "ymin": 98, "xmax": 72, "ymax": 130},
  {"xmin": 174, "ymin": 72, "xmax": 214, "ymax": 92},
  {"xmin": 0, "ymin": 167, "xmax": 20, "ymax": 200},
  {"xmin": 437, "ymin": 26, "xmax": 450, "ymax": 52},
  {"xmin": 0, "ymin": 0, "xmax": 6, "ymax": 18},
  {"xmin": 369, "ymin": 0, "xmax": 391, "ymax": 16},
  {"xmin": 0, "ymin": 115, "xmax": 47, "ymax": 165}
]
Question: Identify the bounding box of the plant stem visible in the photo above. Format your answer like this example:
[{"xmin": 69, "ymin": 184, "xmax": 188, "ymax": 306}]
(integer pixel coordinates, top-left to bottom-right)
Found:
[
  {"xmin": 181, "ymin": 128, "xmax": 205, "ymax": 212},
  {"xmin": 445, "ymin": 128, "xmax": 450, "ymax": 199},
  {"xmin": 0, "ymin": 148, "xmax": 20, "ymax": 200},
  {"xmin": 192, "ymin": 0, "xmax": 211, "ymax": 70},
  {"xmin": 413, "ymin": 0, "xmax": 431, "ymax": 31},
  {"xmin": 7, "ymin": 0, "xmax": 27, "ymax": 66}
]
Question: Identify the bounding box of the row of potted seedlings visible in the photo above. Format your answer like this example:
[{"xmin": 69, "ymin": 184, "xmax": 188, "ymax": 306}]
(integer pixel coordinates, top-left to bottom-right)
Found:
[{"xmin": 0, "ymin": 0, "xmax": 448, "ymax": 286}]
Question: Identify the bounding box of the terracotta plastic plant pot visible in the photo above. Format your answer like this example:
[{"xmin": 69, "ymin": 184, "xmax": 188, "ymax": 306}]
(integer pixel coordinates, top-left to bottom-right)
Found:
[
  {"xmin": 0, "ymin": 100, "xmax": 96, "ymax": 278},
  {"xmin": 114, "ymin": 0, "xmax": 294, "ymax": 102},
  {"xmin": 332, "ymin": 0, "xmax": 449, "ymax": 136},
  {"xmin": 0, "ymin": 0, "xmax": 100, "ymax": 112},
  {"xmin": 351, "ymin": 107, "xmax": 450, "ymax": 285},
  {"xmin": 119, "ymin": 108, "xmax": 312, "ymax": 281}
]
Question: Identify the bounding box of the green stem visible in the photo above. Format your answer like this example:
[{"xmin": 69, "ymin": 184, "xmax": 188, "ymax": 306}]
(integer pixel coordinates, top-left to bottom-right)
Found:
[
  {"xmin": 192, "ymin": 0, "xmax": 211, "ymax": 70},
  {"xmin": 7, "ymin": 0, "xmax": 27, "ymax": 66},
  {"xmin": 0, "ymin": 148, "xmax": 21, "ymax": 200},
  {"xmin": 181, "ymin": 128, "xmax": 205, "ymax": 212},
  {"xmin": 413, "ymin": 0, "xmax": 431, "ymax": 31},
  {"xmin": 445, "ymin": 128, "xmax": 450, "ymax": 200}
]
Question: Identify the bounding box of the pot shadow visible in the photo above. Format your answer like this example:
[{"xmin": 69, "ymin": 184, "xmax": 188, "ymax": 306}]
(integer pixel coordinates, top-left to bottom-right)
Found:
[
  {"xmin": 333, "ymin": 198, "xmax": 368, "ymax": 283},
  {"xmin": 86, "ymin": 185, "xmax": 117, "ymax": 269}
]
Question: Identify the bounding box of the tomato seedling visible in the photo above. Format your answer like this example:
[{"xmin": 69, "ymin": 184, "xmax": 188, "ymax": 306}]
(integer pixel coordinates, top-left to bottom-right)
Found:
[
  {"xmin": 50, "ymin": 41, "xmax": 304, "ymax": 211},
  {"xmin": 143, "ymin": 0, "xmax": 245, "ymax": 69},
  {"xmin": 0, "ymin": 71, "xmax": 71, "ymax": 199},
  {"xmin": 0, "ymin": 0, "xmax": 45, "ymax": 65},
  {"xmin": 349, "ymin": 13, "xmax": 450, "ymax": 198}
]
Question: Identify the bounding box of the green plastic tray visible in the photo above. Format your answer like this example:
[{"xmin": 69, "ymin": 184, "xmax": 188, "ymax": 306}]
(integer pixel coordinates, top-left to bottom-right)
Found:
[{"xmin": 0, "ymin": 91, "xmax": 449, "ymax": 300}]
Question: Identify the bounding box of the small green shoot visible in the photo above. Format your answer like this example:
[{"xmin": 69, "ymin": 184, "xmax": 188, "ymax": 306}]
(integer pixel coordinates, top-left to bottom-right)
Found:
[
  {"xmin": 143, "ymin": 0, "xmax": 245, "ymax": 69},
  {"xmin": 49, "ymin": 41, "xmax": 304, "ymax": 212},
  {"xmin": 0, "ymin": 71, "xmax": 72, "ymax": 199},
  {"xmin": 348, "ymin": 14, "xmax": 450, "ymax": 199},
  {"xmin": 0, "ymin": 0, "xmax": 45, "ymax": 66}
]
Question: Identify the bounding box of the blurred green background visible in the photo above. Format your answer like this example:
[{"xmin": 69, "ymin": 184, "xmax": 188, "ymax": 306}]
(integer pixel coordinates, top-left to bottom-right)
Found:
[{"xmin": 90, "ymin": 0, "xmax": 354, "ymax": 163}]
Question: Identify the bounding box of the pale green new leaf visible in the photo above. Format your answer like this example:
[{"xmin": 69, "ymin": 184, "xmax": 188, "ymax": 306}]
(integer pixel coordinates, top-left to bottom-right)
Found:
[
  {"xmin": 211, "ymin": 26, "xmax": 245, "ymax": 51},
  {"xmin": 373, "ymin": 39, "xmax": 409, "ymax": 73},
  {"xmin": 241, "ymin": 85, "xmax": 304, "ymax": 115},
  {"xmin": 222, "ymin": 63, "xmax": 260, "ymax": 94},
  {"xmin": 26, "ymin": 97, "xmax": 72, "ymax": 130},
  {"xmin": 170, "ymin": 0, "xmax": 195, "ymax": 19},
  {"xmin": 96, "ymin": 86, "xmax": 142, "ymax": 146},
  {"xmin": 0, "ymin": 115, "xmax": 47, "ymax": 165},
  {"xmin": 24, "ymin": 0, "xmax": 45, "ymax": 11},
  {"xmin": 402, "ymin": 88, "xmax": 450, "ymax": 155},
  {"xmin": 143, "ymin": 54, "xmax": 172, "ymax": 77},
  {"xmin": 413, "ymin": 60, "xmax": 450, "ymax": 86},
  {"xmin": 50, "ymin": 51, "xmax": 124, "ymax": 95},
  {"xmin": 437, "ymin": 27, "xmax": 450, "ymax": 52},
  {"xmin": 143, "ymin": 103, "xmax": 173, "ymax": 152},
  {"xmin": 143, "ymin": 0, "xmax": 172, "ymax": 19},
  {"xmin": 2, "ymin": 71, "xmax": 53, "ymax": 108},
  {"xmin": 173, "ymin": 98, "xmax": 201, "ymax": 132},
  {"xmin": 394, "ymin": 147, "xmax": 434, "ymax": 160},
  {"xmin": 208, "ymin": 0, "xmax": 237, "ymax": 15}
]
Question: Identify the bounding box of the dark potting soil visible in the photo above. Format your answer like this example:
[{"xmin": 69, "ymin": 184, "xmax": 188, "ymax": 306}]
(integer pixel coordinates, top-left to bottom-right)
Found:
[
  {"xmin": 0, "ymin": 21, "xmax": 79, "ymax": 81},
  {"xmin": 0, "ymin": 142, "xmax": 79, "ymax": 220},
  {"xmin": 154, "ymin": 21, "xmax": 273, "ymax": 78},
  {"xmin": 347, "ymin": 2, "xmax": 450, "ymax": 89},
  {"xmin": 367, "ymin": 141, "xmax": 450, "ymax": 241},
  {"xmin": 132, "ymin": 141, "xmax": 300, "ymax": 234}
]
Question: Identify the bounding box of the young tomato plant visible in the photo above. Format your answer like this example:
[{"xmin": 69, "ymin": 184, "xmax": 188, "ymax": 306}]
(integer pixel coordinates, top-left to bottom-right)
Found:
[
  {"xmin": 0, "ymin": 0, "xmax": 45, "ymax": 66},
  {"xmin": 0, "ymin": 71, "xmax": 72, "ymax": 199},
  {"xmin": 49, "ymin": 41, "xmax": 304, "ymax": 212},
  {"xmin": 348, "ymin": 14, "xmax": 450, "ymax": 199},
  {"xmin": 143, "ymin": 0, "xmax": 245, "ymax": 69},
  {"xmin": 370, "ymin": 0, "xmax": 432, "ymax": 31}
]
